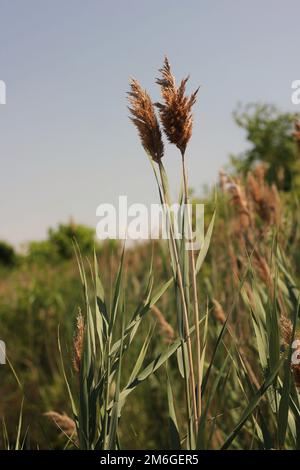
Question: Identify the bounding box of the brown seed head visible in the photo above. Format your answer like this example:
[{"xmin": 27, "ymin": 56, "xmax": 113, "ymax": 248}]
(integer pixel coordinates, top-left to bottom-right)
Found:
[
  {"xmin": 280, "ymin": 315, "xmax": 293, "ymax": 348},
  {"xmin": 128, "ymin": 78, "xmax": 164, "ymax": 162},
  {"xmin": 44, "ymin": 411, "xmax": 77, "ymax": 440},
  {"xmin": 251, "ymin": 248, "xmax": 272, "ymax": 288},
  {"xmin": 247, "ymin": 173, "xmax": 262, "ymax": 205},
  {"xmin": 228, "ymin": 178, "xmax": 251, "ymax": 231},
  {"xmin": 247, "ymin": 165, "xmax": 281, "ymax": 226},
  {"xmin": 156, "ymin": 57, "xmax": 199, "ymax": 156},
  {"xmin": 73, "ymin": 310, "xmax": 84, "ymax": 373}
]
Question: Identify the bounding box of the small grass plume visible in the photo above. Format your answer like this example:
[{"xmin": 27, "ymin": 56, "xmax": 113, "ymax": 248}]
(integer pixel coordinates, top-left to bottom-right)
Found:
[{"xmin": 73, "ymin": 308, "xmax": 84, "ymax": 373}]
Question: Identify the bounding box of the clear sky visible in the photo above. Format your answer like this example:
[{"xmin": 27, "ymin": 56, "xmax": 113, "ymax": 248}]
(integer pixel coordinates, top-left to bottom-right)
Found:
[{"xmin": 0, "ymin": 0, "xmax": 299, "ymax": 246}]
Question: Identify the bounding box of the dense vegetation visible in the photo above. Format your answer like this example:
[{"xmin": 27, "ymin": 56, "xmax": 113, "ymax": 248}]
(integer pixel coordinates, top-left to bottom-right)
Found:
[{"xmin": 1, "ymin": 94, "xmax": 300, "ymax": 449}]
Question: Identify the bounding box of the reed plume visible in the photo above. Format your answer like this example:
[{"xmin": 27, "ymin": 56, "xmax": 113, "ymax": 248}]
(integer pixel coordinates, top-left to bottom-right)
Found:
[
  {"xmin": 247, "ymin": 164, "xmax": 280, "ymax": 226},
  {"xmin": 227, "ymin": 178, "xmax": 251, "ymax": 231},
  {"xmin": 128, "ymin": 59, "xmax": 199, "ymax": 433},
  {"xmin": 128, "ymin": 78, "xmax": 164, "ymax": 162},
  {"xmin": 44, "ymin": 411, "xmax": 77, "ymax": 442},
  {"xmin": 155, "ymin": 57, "xmax": 199, "ymax": 156},
  {"xmin": 73, "ymin": 309, "xmax": 84, "ymax": 373},
  {"xmin": 156, "ymin": 57, "xmax": 202, "ymax": 421},
  {"xmin": 280, "ymin": 315, "xmax": 293, "ymax": 349}
]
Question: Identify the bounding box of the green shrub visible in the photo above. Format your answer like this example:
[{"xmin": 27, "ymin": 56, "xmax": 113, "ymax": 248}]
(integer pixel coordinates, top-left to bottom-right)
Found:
[{"xmin": 0, "ymin": 241, "xmax": 17, "ymax": 267}]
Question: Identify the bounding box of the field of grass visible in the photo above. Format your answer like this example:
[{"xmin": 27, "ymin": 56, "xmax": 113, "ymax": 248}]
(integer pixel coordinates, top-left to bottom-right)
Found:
[{"xmin": 1, "ymin": 59, "xmax": 300, "ymax": 450}]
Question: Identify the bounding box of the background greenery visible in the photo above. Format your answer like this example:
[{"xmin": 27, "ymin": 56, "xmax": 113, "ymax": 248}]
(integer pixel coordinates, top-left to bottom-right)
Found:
[{"xmin": 1, "ymin": 104, "xmax": 300, "ymax": 449}]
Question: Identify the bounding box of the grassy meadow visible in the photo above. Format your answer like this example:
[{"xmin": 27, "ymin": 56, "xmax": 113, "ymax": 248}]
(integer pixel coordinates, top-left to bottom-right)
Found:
[{"xmin": 1, "ymin": 60, "xmax": 300, "ymax": 450}]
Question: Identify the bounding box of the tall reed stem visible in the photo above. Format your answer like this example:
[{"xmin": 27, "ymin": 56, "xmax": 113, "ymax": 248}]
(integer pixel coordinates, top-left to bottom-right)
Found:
[
  {"xmin": 181, "ymin": 153, "xmax": 202, "ymax": 420},
  {"xmin": 158, "ymin": 161, "xmax": 198, "ymax": 434}
]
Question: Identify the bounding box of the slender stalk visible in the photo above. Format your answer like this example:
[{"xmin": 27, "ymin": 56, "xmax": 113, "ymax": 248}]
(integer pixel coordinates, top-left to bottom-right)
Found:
[
  {"xmin": 158, "ymin": 161, "xmax": 198, "ymax": 433},
  {"xmin": 103, "ymin": 337, "xmax": 111, "ymax": 449},
  {"xmin": 151, "ymin": 160, "xmax": 193, "ymax": 446},
  {"xmin": 181, "ymin": 153, "xmax": 202, "ymax": 420}
]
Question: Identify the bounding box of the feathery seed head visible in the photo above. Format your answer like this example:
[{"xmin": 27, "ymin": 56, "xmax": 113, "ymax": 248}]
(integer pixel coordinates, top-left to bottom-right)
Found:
[
  {"xmin": 73, "ymin": 309, "xmax": 84, "ymax": 373},
  {"xmin": 44, "ymin": 411, "xmax": 77, "ymax": 441},
  {"xmin": 156, "ymin": 57, "xmax": 199, "ymax": 156},
  {"xmin": 248, "ymin": 165, "xmax": 280, "ymax": 226},
  {"xmin": 280, "ymin": 315, "xmax": 293, "ymax": 349},
  {"xmin": 128, "ymin": 78, "xmax": 164, "ymax": 162},
  {"xmin": 44, "ymin": 411, "xmax": 78, "ymax": 445},
  {"xmin": 228, "ymin": 178, "xmax": 251, "ymax": 231}
]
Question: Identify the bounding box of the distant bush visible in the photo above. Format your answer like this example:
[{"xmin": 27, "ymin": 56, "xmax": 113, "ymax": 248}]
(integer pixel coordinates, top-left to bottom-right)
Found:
[
  {"xmin": 48, "ymin": 222, "xmax": 96, "ymax": 259},
  {"xmin": 231, "ymin": 104, "xmax": 300, "ymax": 191},
  {"xmin": 27, "ymin": 240, "xmax": 59, "ymax": 263},
  {"xmin": 27, "ymin": 222, "xmax": 97, "ymax": 263},
  {"xmin": 0, "ymin": 241, "xmax": 17, "ymax": 267}
]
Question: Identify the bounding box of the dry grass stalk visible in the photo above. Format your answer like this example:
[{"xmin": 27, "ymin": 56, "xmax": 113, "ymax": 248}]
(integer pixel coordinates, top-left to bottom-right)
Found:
[
  {"xmin": 44, "ymin": 411, "xmax": 77, "ymax": 442},
  {"xmin": 151, "ymin": 304, "xmax": 175, "ymax": 344},
  {"xmin": 228, "ymin": 179, "xmax": 251, "ymax": 231},
  {"xmin": 155, "ymin": 57, "xmax": 199, "ymax": 156},
  {"xmin": 221, "ymin": 166, "xmax": 280, "ymax": 236},
  {"xmin": 73, "ymin": 309, "xmax": 84, "ymax": 373},
  {"xmin": 247, "ymin": 164, "xmax": 280, "ymax": 226},
  {"xmin": 252, "ymin": 249, "xmax": 271, "ymax": 287},
  {"xmin": 128, "ymin": 79, "xmax": 164, "ymax": 162}
]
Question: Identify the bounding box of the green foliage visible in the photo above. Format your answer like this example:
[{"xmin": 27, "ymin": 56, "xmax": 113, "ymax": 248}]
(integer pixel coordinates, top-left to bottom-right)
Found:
[
  {"xmin": 48, "ymin": 223, "xmax": 96, "ymax": 260},
  {"xmin": 2, "ymin": 101, "xmax": 300, "ymax": 450},
  {"xmin": 231, "ymin": 104, "xmax": 300, "ymax": 190},
  {"xmin": 27, "ymin": 240, "xmax": 59, "ymax": 263},
  {"xmin": 63, "ymin": 245, "xmax": 177, "ymax": 450},
  {"xmin": 0, "ymin": 241, "xmax": 17, "ymax": 267},
  {"xmin": 27, "ymin": 222, "xmax": 97, "ymax": 263}
]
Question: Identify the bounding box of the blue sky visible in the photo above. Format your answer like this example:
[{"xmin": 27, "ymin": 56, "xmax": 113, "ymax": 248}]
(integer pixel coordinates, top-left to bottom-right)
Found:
[{"xmin": 0, "ymin": 0, "xmax": 299, "ymax": 246}]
